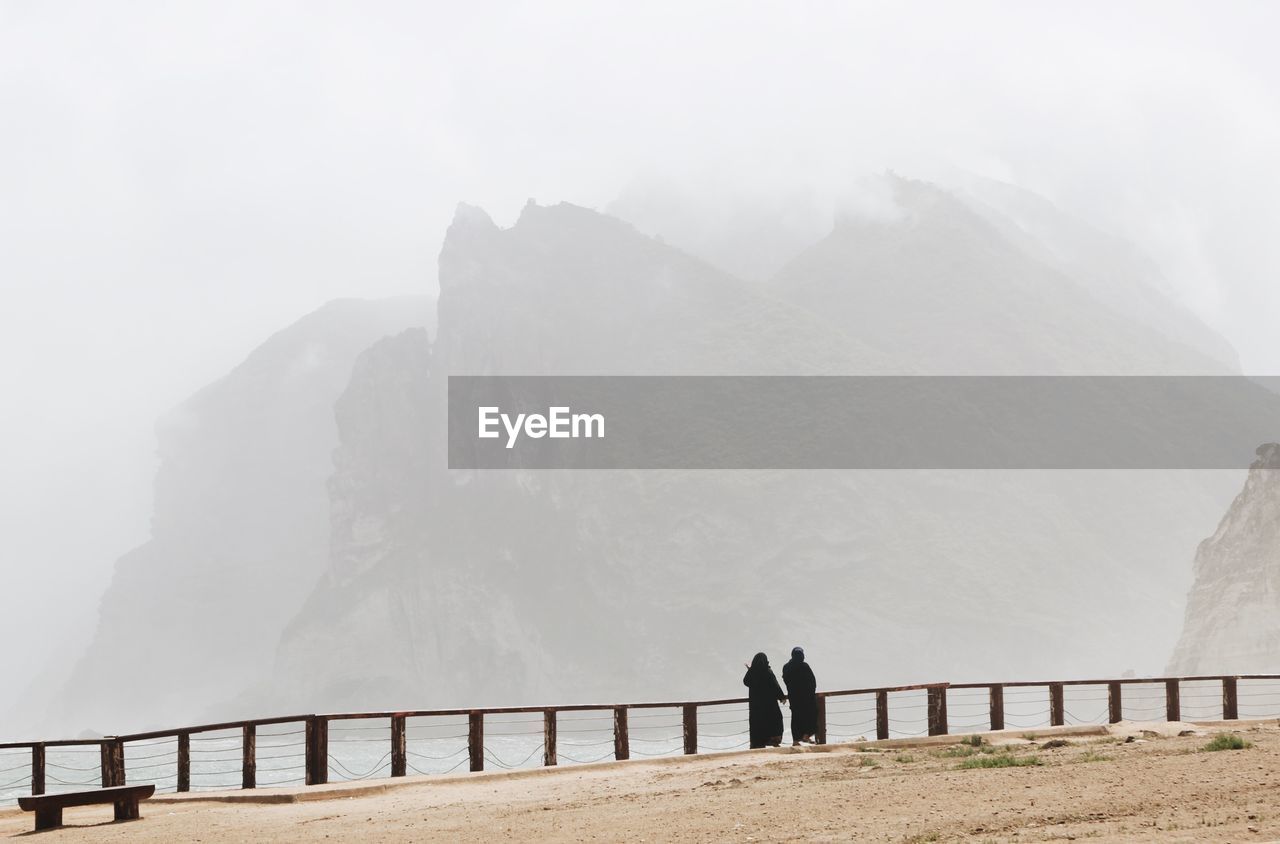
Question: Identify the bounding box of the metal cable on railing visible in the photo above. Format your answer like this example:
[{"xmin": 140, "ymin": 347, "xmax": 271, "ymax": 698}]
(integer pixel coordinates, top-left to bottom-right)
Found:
[
  {"xmin": 189, "ymin": 768, "xmax": 242, "ymax": 777},
  {"xmin": 45, "ymin": 773, "xmax": 99, "ymax": 786},
  {"xmin": 329, "ymin": 752, "xmax": 393, "ymax": 781},
  {"xmin": 406, "ymin": 757, "xmax": 469, "ymax": 776},
  {"xmin": 557, "ymin": 749, "xmax": 615, "ymax": 764},
  {"xmin": 406, "ymin": 747, "xmax": 468, "ymax": 762},
  {"xmin": 254, "ymin": 752, "xmax": 305, "ymax": 763},
  {"xmin": 557, "ymin": 737, "xmax": 614, "ymax": 748},
  {"xmin": 627, "ymin": 710, "xmax": 682, "ymax": 720},
  {"xmin": 697, "ymin": 740, "xmax": 750, "ymax": 751},
  {"xmin": 628, "ymin": 734, "xmax": 683, "ymax": 744},
  {"xmin": 45, "ymin": 760, "xmax": 99, "ymax": 772},
  {"xmin": 124, "ymin": 761, "xmax": 176, "ymax": 773},
  {"xmin": 126, "ymin": 747, "xmax": 178, "ymax": 762},
  {"xmin": 483, "ymin": 745, "xmax": 544, "ymax": 769}
]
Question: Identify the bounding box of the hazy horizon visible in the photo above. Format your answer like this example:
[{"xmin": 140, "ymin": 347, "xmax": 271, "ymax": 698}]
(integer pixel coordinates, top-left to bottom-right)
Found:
[{"xmin": 4, "ymin": 1, "xmax": 1280, "ymax": 727}]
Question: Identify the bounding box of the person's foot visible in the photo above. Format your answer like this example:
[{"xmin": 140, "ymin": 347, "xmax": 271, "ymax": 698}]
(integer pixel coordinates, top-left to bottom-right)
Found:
[{"xmin": 792, "ymin": 741, "xmax": 801, "ymax": 747}]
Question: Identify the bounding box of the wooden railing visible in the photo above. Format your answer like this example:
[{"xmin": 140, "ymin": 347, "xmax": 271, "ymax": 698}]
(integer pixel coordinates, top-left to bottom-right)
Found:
[{"xmin": 1, "ymin": 674, "xmax": 1276, "ymax": 797}]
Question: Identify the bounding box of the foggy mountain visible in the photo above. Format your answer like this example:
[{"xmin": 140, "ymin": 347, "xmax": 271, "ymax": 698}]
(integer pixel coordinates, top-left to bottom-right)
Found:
[
  {"xmin": 951, "ymin": 176, "xmax": 1240, "ymax": 373},
  {"xmin": 43, "ymin": 297, "xmax": 433, "ymax": 733},
  {"xmin": 255, "ymin": 181, "xmax": 1242, "ymax": 717},
  {"xmin": 31, "ymin": 176, "xmax": 1254, "ymax": 736},
  {"xmin": 1168, "ymin": 443, "xmax": 1280, "ymax": 675},
  {"xmin": 614, "ymin": 174, "xmax": 1237, "ymax": 374},
  {"xmin": 607, "ymin": 181, "xmax": 834, "ymax": 284}
]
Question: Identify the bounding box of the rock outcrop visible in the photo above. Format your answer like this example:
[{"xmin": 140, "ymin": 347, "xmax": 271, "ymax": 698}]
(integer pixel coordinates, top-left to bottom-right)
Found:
[
  {"xmin": 55, "ymin": 297, "xmax": 433, "ymax": 733},
  {"xmin": 1168, "ymin": 443, "xmax": 1280, "ymax": 674}
]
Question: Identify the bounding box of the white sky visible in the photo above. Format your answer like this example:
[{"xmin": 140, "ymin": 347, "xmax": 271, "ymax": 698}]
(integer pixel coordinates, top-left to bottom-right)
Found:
[{"xmin": 2, "ymin": 0, "xmax": 1279, "ymax": 709}]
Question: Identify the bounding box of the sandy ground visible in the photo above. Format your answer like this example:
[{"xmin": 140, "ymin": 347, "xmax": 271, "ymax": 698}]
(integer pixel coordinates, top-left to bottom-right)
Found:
[{"xmin": 3, "ymin": 721, "xmax": 1279, "ymax": 842}]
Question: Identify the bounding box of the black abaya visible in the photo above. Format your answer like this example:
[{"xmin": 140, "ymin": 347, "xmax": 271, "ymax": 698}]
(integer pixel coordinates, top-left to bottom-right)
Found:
[
  {"xmin": 743, "ymin": 662, "xmax": 785, "ymax": 748},
  {"xmin": 782, "ymin": 657, "xmax": 818, "ymax": 742}
]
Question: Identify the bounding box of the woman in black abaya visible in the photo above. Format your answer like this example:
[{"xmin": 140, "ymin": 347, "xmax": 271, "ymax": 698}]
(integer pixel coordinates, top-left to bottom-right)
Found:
[
  {"xmin": 742, "ymin": 652, "xmax": 786, "ymax": 748},
  {"xmin": 782, "ymin": 646, "xmax": 818, "ymax": 745}
]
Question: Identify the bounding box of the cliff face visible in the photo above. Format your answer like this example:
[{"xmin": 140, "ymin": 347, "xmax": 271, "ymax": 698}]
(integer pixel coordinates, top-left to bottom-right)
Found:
[
  {"xmin": 56, "ymin": 297, "xmax": 433, "ymax": 733},
  {"xmin": 1168, "ymin": 444, "xmax": 1280, "ymax": 674},
  {"xmin": 264, "ymin": 190, "xmax": 1243, "ymax": 715}
]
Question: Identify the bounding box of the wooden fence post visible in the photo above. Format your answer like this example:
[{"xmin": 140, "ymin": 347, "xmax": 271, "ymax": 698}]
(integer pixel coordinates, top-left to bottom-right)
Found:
[
  {"xmin": 1218, "ymin": 681, "xmax": 1239, "ymax": 722},
  {"xmin": 1223, "ymin": 677, "xmax": 1239, "ymax": 720},
  {"xmin": 543, "ymin": 710, "xmax": 557, "ymax": 767},
  {"xmin": 468, "ymin": 711, "xmax": 484, "ymax": 772},
  {"xmin": 1049, "ymin": 683, "xmax": 1065, "ymax": 727},
  {"xmin": 613, "ymin": 706, "xmax": 629, "ymax": 761},
  {"xmin": 177, "ymin": 733, "xmax": 190, "ymax": 792},
  {"xmin": 927, "ymin": 686, "xmax": 948, "ymax": 736},
  {"xmin": 305, "ymin": 717, "xmax": 329, "ymax": 785},
  {"xmin": 682, "ymin": 704, "xmax": 697, "ymax": 755},
  {"xmin": 1165, "ymin": 679, "xmax": 1181, "ymax": 722},
  {"xmin": 100, "ymin": 739, "xmax": 124, "ymax": 787},
  {"xmin": 242, "ymin": 724, "xmax": 256, "ymax": 790},
  {"xmin": 391, "ymin": 715, "xmax": 407, "ymax": 777},
  {"xmin": 875, "ymin": 690, "xmax": 889, "ymax": 740},
  {"xmin": 1108, "ymin": 682, "xmax": 1123, "ymax": 724},
  {"xmin": 31, "ymin": 743, "xmax": 45, "ymax": 796},
  {"xmin": 989, "ymin": 685, "xmax": 1004, "ymax": 731},
  {"xmin": 815, "ymin": 695, "xmax": 827, "ymax": 745}
]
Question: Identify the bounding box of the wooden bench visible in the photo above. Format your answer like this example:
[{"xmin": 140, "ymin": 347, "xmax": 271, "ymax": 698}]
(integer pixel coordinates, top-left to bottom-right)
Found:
[{"xmin": 17, "ymin": 784, "xmax": 155, "ymax": 831}]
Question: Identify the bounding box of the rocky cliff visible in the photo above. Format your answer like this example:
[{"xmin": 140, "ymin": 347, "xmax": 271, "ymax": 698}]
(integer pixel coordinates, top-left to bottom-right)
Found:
[
  {"xmin": 1168, "ymin": 443, "xmax": 1280, "ymax": 674},
  {"xmin": 55, "ymin": 297, "xmax": 433, "ymax": 733}
]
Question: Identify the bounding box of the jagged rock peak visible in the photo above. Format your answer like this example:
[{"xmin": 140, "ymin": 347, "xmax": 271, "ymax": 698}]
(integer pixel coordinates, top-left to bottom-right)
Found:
[
  {"xmin": 1254, "ymin": 442, "xmax": 1280, "ymax": 468},
  {"xmin": 439, "ymin": 204, "xmax": 502, "ymax": 291},
  {"xmin": 450, "ymin": 202, "xmax": 498, "ymax": 232}
]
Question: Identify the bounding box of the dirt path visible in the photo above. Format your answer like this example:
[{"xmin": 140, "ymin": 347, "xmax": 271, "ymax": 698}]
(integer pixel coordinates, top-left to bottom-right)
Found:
[{"xmin": 3, "ymin": 721, "xmax": 1278, "ymax": 842}]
